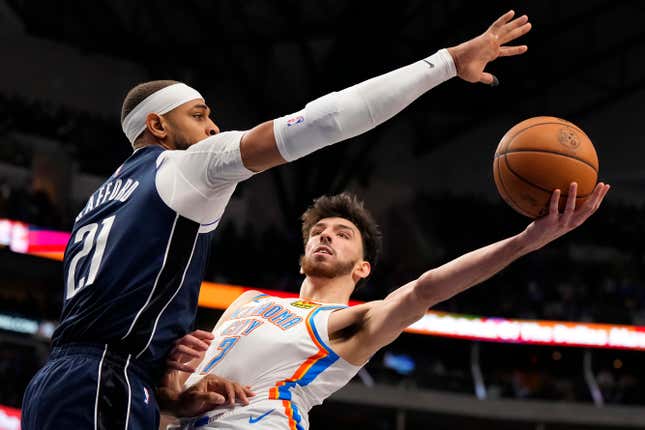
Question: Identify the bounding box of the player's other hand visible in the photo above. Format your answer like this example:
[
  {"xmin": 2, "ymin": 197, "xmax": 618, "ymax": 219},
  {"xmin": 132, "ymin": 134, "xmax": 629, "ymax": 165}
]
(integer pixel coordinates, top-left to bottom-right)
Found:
[
  {"xmin": 167, "ymin": 329, "xmax": 214, "ymax": 373},
  {"xmin": 174, "ymin": 375, "xmax": 256, "ymax": 416},
  {"xmin": 520, "ymin": 182, "xmax": 610, "ymax": 252},
  {"xmin": 447, "ymin": 10, "xmax": 531, "ymax": 85}
]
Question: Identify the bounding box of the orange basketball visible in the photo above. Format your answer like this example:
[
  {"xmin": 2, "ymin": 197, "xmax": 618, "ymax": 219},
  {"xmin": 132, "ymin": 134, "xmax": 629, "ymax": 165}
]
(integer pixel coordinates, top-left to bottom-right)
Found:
[{"xmin": 493, "ymin": 116, "xmax": 599, "ymax": 218}]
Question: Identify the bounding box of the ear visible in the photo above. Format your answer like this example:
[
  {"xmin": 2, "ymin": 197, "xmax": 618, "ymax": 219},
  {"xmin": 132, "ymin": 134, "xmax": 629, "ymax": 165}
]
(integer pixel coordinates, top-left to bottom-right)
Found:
[
  {"xmin": 145, "ymin": 112, "xmax": 167, "ymax": 139},
  {"xmin": 352, "ymin": 260, "xmax": 371, "ymax": 282}
]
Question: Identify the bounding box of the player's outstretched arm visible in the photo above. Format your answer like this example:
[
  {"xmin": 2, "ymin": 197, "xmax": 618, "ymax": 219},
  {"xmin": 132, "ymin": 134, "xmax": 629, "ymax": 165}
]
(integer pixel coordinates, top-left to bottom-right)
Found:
[
  {"xmin": 335, "ymin": 182, "xmax": 609, "ymax": 364},
  {"xmin": 239, "ymin": 10, "xmax": 531, "ymax": 172}
]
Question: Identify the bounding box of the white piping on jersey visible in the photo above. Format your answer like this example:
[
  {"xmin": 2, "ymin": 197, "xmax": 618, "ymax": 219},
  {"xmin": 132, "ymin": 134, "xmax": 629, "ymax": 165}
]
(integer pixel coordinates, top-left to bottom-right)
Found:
[
  {"xmin": 200, "ymin": 216, "xmax": 222, "ymax": 227},
  {"xmin": 94, "ymin": 344, "xmax": 108, "ymax": 430},
  {"xmin": 121, "ymin": 214, "xmax": 179, "ymax": 341},
  {"xmin": 123, "ymin": 355, "xmax": 132, "ymax": 430},
  {"xmin": 135, "ymin": 225, "xmax": 200, "ymax": 359}
]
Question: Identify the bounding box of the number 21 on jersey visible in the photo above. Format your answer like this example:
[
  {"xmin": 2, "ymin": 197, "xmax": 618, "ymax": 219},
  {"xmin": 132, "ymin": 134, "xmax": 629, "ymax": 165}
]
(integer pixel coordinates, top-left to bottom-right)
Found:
[{"xmin": 66, "ymin": 215, "xmax": 115, "ymax": 300}]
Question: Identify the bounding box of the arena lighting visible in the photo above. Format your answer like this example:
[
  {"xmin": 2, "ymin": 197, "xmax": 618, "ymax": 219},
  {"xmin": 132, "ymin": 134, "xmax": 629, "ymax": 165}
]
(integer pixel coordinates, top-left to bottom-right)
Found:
[
  {"xmin": 0, "ymin": 405, "xmax": 20, "ymax": 430},
  {"xmin": 199, "ymin": 282, "xmax": 645, "ymax": 351},
  {"xmin": 4, "ymin": 218, "xmax": 645, "ymax": 350},
  {"xmin": 0, "ymin": 218, "xmax": 68, "ymax": 260},
  {"xmin": 0, "ymin": 313, "xmax": 56, "ymax": 339},
  {"xmin": 0, "ymin": 314, "xmax": 38, "ymax": 335}
]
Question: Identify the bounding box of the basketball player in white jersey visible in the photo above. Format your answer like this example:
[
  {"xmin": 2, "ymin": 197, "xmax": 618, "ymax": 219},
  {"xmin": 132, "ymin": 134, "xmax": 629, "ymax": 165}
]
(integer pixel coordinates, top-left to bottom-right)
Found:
[{"xmin": 161, "ymin": 184, "xmax": 610, "ymax": 429}]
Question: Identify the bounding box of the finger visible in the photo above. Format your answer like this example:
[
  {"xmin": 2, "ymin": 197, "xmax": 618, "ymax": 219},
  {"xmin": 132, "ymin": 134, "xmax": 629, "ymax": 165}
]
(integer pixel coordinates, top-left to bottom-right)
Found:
[
  {"xmin": 549, "ymin": 189, "xmax": 561, "ymax": 216},
  {"xmin": 499, "ymin": 45, "xmax": 528, "ymax": 57},
  {"xmin": 177, "ymin": 335, "xmax": 210, "ymax": 351},
  {"xmin": 234, "ymin": 384, "xmax": 249, "ymax": 405},
  {"xmin": 564, "ymin": 182, "xmax": 577, "ymax": 214},
  {"xmin": 166, "ymin": 360, "xmax": 197, "ymax": 373},
  {"xmin": 499, "ymin": 22, "xmax": 532, "ymax": 45},
  {"xmin": 478, "ymin": 72, "xmax": 499, "ymax": 86},
  {"xmin": 224, "ymin": 382, "xmax": 236, "ymax": 406},
  {"xmin": 596, "ymin": 184, "xmax": 611, "ymax": 210},
  {"xmin": 171, "ymin": 344, "xmax": 203, "ymax": 359},
  {"xmin": 189, "ymin": 391, "xmax": 226, "ymax": 407},
  {"xmin": 490, "ymin": 10, "xmax": 515, "ymax": 30},
  {"xmin": 501, "ymin": 14, "xmax": 529, "ymax": 31},
  {"xmin": 498, "ymin": 14, "xmax": 528, "ymax": 38},
  {"xmin": 191, "ymin": 330, "xmax": 215, "ymax": 341},
  {"xmin": 244, "ymin": 386, "xmax": 256, "ymax": 397},
  {"xmin": 573, "ymin": 183, "xmax": 609, "ymax": 224},
  {"xmin": 591, "ymin": 183, "xmax": 610, "ymax": 211}
]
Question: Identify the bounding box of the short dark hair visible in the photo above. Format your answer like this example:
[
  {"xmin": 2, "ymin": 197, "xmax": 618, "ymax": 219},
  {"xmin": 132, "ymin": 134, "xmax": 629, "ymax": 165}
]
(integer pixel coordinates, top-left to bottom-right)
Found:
[
  {"xmin": 301, "ymin": 193, "xmax": 382, "ymax": 270},
  {"xmin": 120, "ymin": 80, "xmax": 180, "ymax": 124}
]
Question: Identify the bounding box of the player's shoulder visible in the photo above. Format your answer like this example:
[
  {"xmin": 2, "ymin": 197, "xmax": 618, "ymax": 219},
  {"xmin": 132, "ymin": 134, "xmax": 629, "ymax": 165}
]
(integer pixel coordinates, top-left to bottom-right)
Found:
[
  {"xmin": 234, "ymin": 290, "xmax": 267, "ymax": 307},
  {"xmin": 183, "ymin": 130, "xmax": 246, "ymax": 155}
]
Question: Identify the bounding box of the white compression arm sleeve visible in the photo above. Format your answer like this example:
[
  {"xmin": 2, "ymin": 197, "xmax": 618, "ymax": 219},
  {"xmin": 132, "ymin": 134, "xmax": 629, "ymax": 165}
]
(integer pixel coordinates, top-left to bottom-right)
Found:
[{"xmin": 273, "ymin": 49, "xmax": 456, "ymax": 161}]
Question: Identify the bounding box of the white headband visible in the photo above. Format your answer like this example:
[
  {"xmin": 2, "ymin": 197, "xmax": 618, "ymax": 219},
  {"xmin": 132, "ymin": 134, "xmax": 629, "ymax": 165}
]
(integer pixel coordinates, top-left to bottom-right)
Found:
[{"xmin": 121, "ymin": 83, "xmax": 204, "ymax": 145}]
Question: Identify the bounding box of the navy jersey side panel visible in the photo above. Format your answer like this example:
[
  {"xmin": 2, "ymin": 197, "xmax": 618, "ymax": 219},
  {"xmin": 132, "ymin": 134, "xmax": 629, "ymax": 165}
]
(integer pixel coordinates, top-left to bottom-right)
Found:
[{"xmin": 52, "ymin": 146, "xmax": 210, "ymax": 380}]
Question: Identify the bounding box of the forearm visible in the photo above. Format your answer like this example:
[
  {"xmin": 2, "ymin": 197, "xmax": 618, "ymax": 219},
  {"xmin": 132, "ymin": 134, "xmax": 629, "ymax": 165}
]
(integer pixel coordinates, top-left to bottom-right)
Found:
[
  {"xmin": 415, "ymin": 232, "xmax": 533, "ymax": 306},
  {"xmin": 157, "ymin": 372, "xmax": 183, "ymax": 414},
  {"xmin": 272, "ymin": 49, "xmax": 456, "ymax": 162}
]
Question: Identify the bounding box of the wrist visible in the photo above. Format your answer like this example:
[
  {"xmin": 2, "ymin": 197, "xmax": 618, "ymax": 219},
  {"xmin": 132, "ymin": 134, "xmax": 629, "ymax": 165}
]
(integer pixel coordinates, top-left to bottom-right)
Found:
[
  {"xmin": 445, "ymin": 45, "xmax": 463, "ymax": 78},
  {"xmin": 423, "ymin": 48, "xmax": 457, "ymax": 81},
  {"xmin": 513, "ymin": 230, "xmax": 540, "ymax": 255},
  {"xmin": 156, "ymin": 387, "xmax": 180, "ymax": 413}
]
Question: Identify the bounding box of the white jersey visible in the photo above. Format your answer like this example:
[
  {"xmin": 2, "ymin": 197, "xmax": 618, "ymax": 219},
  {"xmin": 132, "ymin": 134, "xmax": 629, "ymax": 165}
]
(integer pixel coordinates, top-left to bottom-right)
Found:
[{"xmin": 181, "ymin": 295, "xmax": 362, "ymax": 429}]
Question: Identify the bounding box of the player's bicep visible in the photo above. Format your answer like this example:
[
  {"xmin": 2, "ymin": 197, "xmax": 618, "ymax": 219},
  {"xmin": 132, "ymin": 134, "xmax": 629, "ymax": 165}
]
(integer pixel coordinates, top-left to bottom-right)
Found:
[
  {"xmin": 239, "ymin": 120, "xmax": 286, "ymax": 172},
  {"xmin": 357, "ymin": 281, "xmax": 428, "ymax": 351}
]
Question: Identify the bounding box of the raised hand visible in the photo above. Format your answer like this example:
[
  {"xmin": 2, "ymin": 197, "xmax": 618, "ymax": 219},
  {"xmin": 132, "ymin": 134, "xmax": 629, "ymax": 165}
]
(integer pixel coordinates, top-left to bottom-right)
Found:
[
  {"xmin": 522, "ymin": 182, "xmax": 611, "ymax": 252},
  {"xmin": 447, "ymin": 10, "xmax": 532, "ymax": 85}
]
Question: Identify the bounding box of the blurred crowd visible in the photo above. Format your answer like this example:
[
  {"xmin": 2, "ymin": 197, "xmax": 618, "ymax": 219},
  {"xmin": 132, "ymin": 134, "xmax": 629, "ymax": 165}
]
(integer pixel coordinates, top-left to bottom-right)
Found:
[
  {"xmin": 0, "ymin": 178, "xmax": 63, "ymax": 229},
  {"xmin": 0, "ymin": 94, "xmax": 128, "ymax": 177}
]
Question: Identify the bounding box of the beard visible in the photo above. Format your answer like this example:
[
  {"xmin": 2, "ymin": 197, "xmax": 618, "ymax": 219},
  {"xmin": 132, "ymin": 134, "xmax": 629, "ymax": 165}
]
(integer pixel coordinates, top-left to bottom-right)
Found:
[
  {"xmin": 300, "ymin": 254, "xmax": 356, "ymax": 279},
  {"xmin": 172, "ymin": 134, "xmax": 192, "ymax": 150}
]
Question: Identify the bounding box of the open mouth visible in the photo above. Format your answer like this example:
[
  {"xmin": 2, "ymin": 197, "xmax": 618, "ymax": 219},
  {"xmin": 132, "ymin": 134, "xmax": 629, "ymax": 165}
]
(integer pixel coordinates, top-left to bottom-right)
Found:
[{"xmin": 313, "ymin": 246, "xmax": 333, "ymax": 256}]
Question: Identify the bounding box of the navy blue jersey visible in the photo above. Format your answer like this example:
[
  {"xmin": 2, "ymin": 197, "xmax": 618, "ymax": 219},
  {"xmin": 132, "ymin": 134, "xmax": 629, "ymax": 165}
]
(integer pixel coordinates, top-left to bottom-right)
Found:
[{"xmin": 52, "ymin": 131, "xmax": 253, "ymax": 382}]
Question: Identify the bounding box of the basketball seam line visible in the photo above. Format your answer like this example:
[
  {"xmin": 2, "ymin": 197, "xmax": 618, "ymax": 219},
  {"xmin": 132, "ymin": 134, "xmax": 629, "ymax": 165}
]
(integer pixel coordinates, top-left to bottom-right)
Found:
[
  {"xmin": 494, "ymin": 149, "xmax": 598, "ymax": 173},
  {"xmin": 502, "ymin": 154, "xmax": 593, "ymax": 198},
  {"xmin": 500, "ymin": 121, "xmax": 588, "ymax": 154},
  {"xmin": 496, "ymin": 157, "xmax": 532, "ymax": 217}
]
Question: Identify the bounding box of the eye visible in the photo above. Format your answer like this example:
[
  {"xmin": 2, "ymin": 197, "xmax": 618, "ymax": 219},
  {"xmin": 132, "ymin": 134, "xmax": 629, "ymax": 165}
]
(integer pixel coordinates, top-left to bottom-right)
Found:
[
  {"xmin": 192, "ymin": 113, "xmax": 204, "ymax": 120},
  {"xmin": 311, "ymin": 229, "xmax": 321, "ymax": 236},
  {"xmin": 338, "ymin": 232, "xmax": 350, "ymax": 239}
]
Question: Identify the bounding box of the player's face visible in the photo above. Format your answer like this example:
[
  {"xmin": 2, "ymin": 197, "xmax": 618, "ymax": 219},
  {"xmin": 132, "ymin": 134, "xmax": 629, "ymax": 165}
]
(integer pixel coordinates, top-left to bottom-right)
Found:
[
  {"xmin": 163, "ymin": 99, "xmax": 220, "ymax": 150},
  {"xmin": 301, "ymin": 217, "xmax": 369, "ymax": 280}
]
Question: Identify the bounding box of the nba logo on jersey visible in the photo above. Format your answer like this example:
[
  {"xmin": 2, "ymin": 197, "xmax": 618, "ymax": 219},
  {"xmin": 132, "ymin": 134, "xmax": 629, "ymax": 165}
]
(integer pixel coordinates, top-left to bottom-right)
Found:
[
  {"xmin": 286, "ymin": 116, "xmax": 304, "ymax": 127},
  {"xmin": 143, "ymin": 387, "xmax": 150, "ymax": 405}
]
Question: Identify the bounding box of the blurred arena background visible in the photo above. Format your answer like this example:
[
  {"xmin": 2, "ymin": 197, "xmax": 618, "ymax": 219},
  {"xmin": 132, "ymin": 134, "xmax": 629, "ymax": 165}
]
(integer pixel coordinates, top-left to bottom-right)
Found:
[{"xmin": 1, "ymin": 0, "xmax": 645, "ymax": 429}]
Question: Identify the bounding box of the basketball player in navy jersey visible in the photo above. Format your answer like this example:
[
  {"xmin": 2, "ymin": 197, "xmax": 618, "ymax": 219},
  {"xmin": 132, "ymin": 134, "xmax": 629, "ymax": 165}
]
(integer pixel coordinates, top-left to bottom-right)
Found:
[{"xmin": 22, "ymin": 10, "xmax": 531, "ymax": 430}]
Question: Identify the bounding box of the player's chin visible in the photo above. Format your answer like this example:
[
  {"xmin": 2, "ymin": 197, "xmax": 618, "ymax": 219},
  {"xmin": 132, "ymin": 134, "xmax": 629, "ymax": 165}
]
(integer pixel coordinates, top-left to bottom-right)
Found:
[{"xmin": 312, "ymin": 252, "xmax": 334, "ymax": 261}]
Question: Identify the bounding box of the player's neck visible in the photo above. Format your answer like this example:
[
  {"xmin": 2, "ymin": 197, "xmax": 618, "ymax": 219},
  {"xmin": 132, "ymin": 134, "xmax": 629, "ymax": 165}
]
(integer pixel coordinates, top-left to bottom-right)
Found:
[
  {"xmin": 299, "ymin": 276, "xmax": 353, "ymax": 305},
  {"xmin": 132, "ymin": 134, "xmax": 173, "ymax": 151}
]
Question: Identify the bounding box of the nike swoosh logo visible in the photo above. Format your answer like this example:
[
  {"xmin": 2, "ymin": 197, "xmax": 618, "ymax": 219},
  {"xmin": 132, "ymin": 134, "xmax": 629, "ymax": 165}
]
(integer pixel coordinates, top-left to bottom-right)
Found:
[
  {"xmin": 423, "ymin": 59, "xmax": 435, "ymax": 68},
  {"xmin": 248, "ymin": 408, "xmax": 275, "ymax": 424}
]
